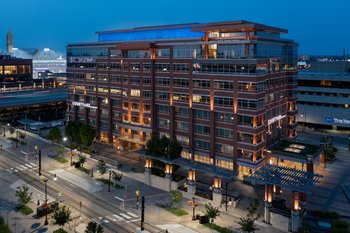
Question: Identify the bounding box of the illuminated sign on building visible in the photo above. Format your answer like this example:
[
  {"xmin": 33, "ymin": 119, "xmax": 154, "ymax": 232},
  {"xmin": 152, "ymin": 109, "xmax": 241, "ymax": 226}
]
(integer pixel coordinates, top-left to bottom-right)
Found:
[
  {"xmin": 72, "ymin": 101, "xmax": 97, "ymax": 109},
  {"xmin": 268, "ymin": 115, "xmax": 286, "ymax": 125},
  {"xmin": 325, "ymin": 117, "xmax": 350, "ymax": 125},
  {"xmin": 69, "ymin": 57, "xmax": 94, "ymax": 63}
]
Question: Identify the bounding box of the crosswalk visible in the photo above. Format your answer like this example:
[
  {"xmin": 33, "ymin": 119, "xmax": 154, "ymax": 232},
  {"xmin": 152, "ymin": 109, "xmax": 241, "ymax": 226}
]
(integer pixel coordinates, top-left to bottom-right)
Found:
[
  {"xmin": 6, "ymin": 162, "xmax": 38, "ymax": 173},
  {"xmin": 91, "ymin": 211, "xmax": 140, "ymax": 225}
]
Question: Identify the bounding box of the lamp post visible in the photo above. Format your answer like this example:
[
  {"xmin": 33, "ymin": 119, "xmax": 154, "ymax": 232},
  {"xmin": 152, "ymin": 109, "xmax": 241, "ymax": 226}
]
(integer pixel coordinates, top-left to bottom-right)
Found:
[
  {"xmin": 225, "ymin": 181, "xmax": 229, "ymax": 211},
  {"xmin": 37, "ymin": 148, "xmax": 42, "ymax": 176},
  {"xmin": 141, "ymin": 196, "xmax": 145, "ymax": 231},
  {"xmin": 190, "ymin": 197, "xmax": 198, "ymax": 220},
  {"xmin": 41, "ymin": 173, "xmax": 57, "ymax": 225},
  {"xmin": 136, "ymin": 190, "xmax": 140, "ymax": 209},
  {"xmin": 108, "ymin": 168, "xmax": 112, "ymax": 192}
]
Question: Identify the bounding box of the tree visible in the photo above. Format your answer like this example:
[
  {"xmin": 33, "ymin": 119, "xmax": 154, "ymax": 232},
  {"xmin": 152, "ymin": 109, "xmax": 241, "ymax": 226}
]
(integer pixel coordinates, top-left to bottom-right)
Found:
[
  {"xmin": 47, "ymin": 127, "xmax": 62, "ymax": 143},
  {"xmin": 52, "ymin": 205, "xmax": 72, "ymax": 230},
  {"xmin": 236, "ymin": 199, "xmax": 260, "ymax": 233},
  {"xmin": 169, "ymin": 139, "xmax": 182, "ymax": 159},
  {"xmin": 78, "ymin": 155, "xmax": 87, "ymax": 167},
  {"xmin": 112, "ymin": 171, "xmax": 123, "ymax": 182},
  {"xmin": 96, "ymin": 159, "xmax": 107, "ymax": 176},
  {"xmin": 57, "ymin": 145, "xmax": 65, "ymax": 157},
  {"xmin": 204, "ymin": 203, "xmax": 220, "ymax": 231},
  {"xmin": 65, "ymin": 121, "xmax": 82, "ymax": 145},
  {"xmin": 169, "ymin": 190, "xmax": 183, "ymax": 209},
  {"xmin": 9, "ymin": 127, "xmax": 15, "ymax": 135},
  {"xmin": 80, "ymin": 124, "xmax": 96, "ymax": 146},
  {"xmin": 15, "ymin": 185, "xmax": 32, "ymax": 209},
  {"xmin": 85, "ymin": 221, "xmax": 104, "ymax": 233}
]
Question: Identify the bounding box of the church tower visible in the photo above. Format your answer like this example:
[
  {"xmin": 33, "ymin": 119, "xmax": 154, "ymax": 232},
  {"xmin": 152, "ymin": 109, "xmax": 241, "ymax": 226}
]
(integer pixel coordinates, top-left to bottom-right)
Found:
[{"xmin": 6, "ymin": 30, "xmax": 13, "ymax": 54}]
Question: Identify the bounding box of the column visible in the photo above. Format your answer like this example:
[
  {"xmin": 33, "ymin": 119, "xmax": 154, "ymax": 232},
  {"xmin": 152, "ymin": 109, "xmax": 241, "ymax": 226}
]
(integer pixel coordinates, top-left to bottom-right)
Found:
[
  {"xmin": 291, "ymin": 192, "xmax": 300, "ymax": 233},
  {"xmin": 212, "ymin": 177, "xmax": 222, "ymax": 207},
  {"xmin": 144, "ymin": 159, "xmax": 152, "ymax": 186},
  {"xmin": 187, "ymin": 170, "xmax": 196, "ymax": 197},
  {"xmin": 273, "ymin": 185, "xmax": 281, "ymax": 200},
  {"xmin": 165, "ymin": 164, "xmax": 172, "ymax": 192},
  {"xmin": 264, "ymin": 185, "xmax": 273, "ymax": 224}
]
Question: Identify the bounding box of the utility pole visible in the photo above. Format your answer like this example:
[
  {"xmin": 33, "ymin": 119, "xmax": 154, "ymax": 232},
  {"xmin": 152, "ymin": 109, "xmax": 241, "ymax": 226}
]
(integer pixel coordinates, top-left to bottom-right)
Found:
[
  {"xmin": 108, "ymin": 168, "xmax": 112, "ymax": 192},
  {"xmin": 141, "ymin": 196, "xmax": 145, "ymax": 231},
  {"xmin": 38, "ymin": 149, "xmax": 42, "ymax": 176}
]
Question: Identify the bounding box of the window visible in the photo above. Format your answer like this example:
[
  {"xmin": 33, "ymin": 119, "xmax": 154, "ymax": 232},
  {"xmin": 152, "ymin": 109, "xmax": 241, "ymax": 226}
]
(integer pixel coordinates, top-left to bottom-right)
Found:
[
  {"xmin": 193, "ymin": 80, "xmax": 210, "ymax": 89},
  {"xmin": 214, "ymin": 97, "xmax": 233, "ymax": 108},
  {"xmin": 110, "ymin": 63, "xmax": 121, "ymax": 70},
  {"xmin": 194, "ymin": 109, "xmax": 210, "ymax": 119},
  {"xmin": 238, "ymin": 82, "xmax": 266, "ymax": 92},
  {"xmin": 173, "ymin": 93, "xmax": 189, "ymax": 102},
  {"xmin": 215, "ymin": 158, "xmax": 234, "ymax": 170},
  {"xmin": 143, "ymin": 63, "xmax": 151, "ymax": 72},
  {"xmin": 194, "ymin": 139, "xmax": 210, "ymax": 150},
  {"xmin": 173, "ymin": 45, "xmax": 201, "ymax": 58},
  {"xmin": 155, "ymin": 49, "xmax": 170, "ymax": 58},
  {"xmin": 130, "ymin": 76, "xmax": 140, "ymax": 85},
  {"xmin": 97, "ymin": 63, "xmax": 108, "ymax": 69},
  {"xmin": 110, "ymin": 75, "xmax": 121, "ymax": 83},
  {"xmin": 157, "ymin": 119, "xmax": 170, "ymax": 128},
  {"xmin": 194, "ymin": 124, "xmax": 210, "ymax": 134},
  {"xmin": 216, "ymin": 128, "xmax": 233, "ymax": 139},
  {"xmin": 173, "ymin": 78, "xmax": 189, "ymax": 88},
  {"xmin": 130, "ymin": 89, "xmax": 140, "ymax": 97},
  {"xmin": 215, "ymin": 144, "xmax": 234, "ymax": 155},
  {"xmin": 155, "ymin": 77, "xmax": 170, "ymax": 86},
  {"xmin": 173, "ymin": 64, "xmax": 189, "ymax": 73},
  {"xmin": 238, "ymin": 99, "xmax": 264, "ymax": 109},
  {"xmin": 155, "ymin": 63, "xmax": 170, "ymax": 72},
  {"xmin": 155, "ymin": 92, "xmax": 170, "ymax": 100},
  {"xmin": 176, "ymin": 135, "xmax": 189, "ymax": 145},
  {"xmin": 238, "ymin": 132, "xmax": 253, "ymax": 143},
  {"xmin": 142, "ymin": 90, "xmax": 152, "ymax": 99},
  {"xmin": 175, "ymin": 121, "xmax": 189, "ymax": 131},
  {"xmin": 238, "ymin": 115, "xmax": 252, "ymax": 125},
  {"xmin": 130, "ymin": 63, "xmax": 140, "ymax": 71},
  {"xmin": 214, "ymin": 81, "xmax": 233, "ymax": 91},
  {"xmin": 192, "ymin": 95, "xmax": 210, "ymax": 104},
  {"xmin": 143, "ymin": 77, "xmax": 151, "ymax": 85},
  {"xmin": 156, "ymin": 105, "xmax": 170, "ymax": 113},
  {"xmin": 143, "ymin": 104, "xmax": 151, "ymax": 112},
  {"xmin": 175, "ymin": 107, "xmax": 189, "ymax": 116},
  {"xmin": 110, "ymin": 50, "xmax": 121, "ymax": 58},
  {"xmin": 216, "ymin": 112, "xmax": 234, "ymax": 123}
]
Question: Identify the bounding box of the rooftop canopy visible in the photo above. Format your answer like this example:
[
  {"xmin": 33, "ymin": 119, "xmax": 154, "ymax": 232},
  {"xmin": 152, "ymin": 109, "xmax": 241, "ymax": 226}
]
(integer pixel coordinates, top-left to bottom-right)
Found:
[
  {"xmin": 135, "ymin": 148, "xmax": 237, "ymax": 180},
  {"xmin": 246, "ymin": 164, "xmax": 323, "ymax": 193}
]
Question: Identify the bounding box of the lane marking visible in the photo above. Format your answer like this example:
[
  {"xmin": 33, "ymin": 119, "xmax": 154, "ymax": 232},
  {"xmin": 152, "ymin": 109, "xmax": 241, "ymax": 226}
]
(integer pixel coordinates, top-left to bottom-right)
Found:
[
  {"xmin": 20, "ymin": 151, "xmax": 28, "ymax": 155},
  {"xmin": 91, "ymin": 218, "xmax": 102, "ymax": 224},
  {"xmin": 29, "ymin": 163, "xmax": 37, "ymax": 167},
  {"xmin": 14, "ymin": 169, "xmax": 18, "ymax": 172},
  {"xmin": 16, "ymin": 167, "xmax": 24, "ymax": 171},
  {"xmin": 114, "ymin": 196, "xmax": 125, "ymax": 202},
  {"xmin": 105, "ymin": 216, "xmax": 117, "ymax": 222},
  {"xmin": 127, "ymin": 212, "xmax": 138, "ymax": 218},
  {"xmin": 24, "ymin": 164, "xmax": 33, "ymax": 168},
  {"xmin": 112, "ymin": 214, "xmax": 124, "ymax": 221},
  {"xmin": 20, "ymin": 165, "xmax": 28, "ymax": 170},
  {"xmin": 119, "ymin": 213, "xmax": 131, "ymax": 219},
  {"xmin": 103, "ymin": 219, "xmax": 109, "ymax": 223}
]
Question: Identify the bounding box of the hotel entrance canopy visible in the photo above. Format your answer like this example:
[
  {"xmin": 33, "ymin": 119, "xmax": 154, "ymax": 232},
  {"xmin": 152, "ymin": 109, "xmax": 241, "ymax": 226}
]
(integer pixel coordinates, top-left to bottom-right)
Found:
[{"xmin": 246, "ymin": 164, "xmax": 323, "ymax": 193}]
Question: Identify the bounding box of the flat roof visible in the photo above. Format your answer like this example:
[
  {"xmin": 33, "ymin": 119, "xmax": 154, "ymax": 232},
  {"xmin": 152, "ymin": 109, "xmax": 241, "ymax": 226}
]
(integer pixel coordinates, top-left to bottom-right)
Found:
[
  {"xmin": 95, "ymin": 20, "xmax": 288, "ymax": 43},
  {"xmin": 0, "ymin": 88, "xmax": 67, "ymax": 108}
]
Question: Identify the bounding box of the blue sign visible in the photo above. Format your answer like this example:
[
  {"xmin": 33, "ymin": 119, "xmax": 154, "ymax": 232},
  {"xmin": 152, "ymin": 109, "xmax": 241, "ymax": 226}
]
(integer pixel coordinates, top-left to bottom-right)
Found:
[{"xmin": 325, "ymin": 117, "xmax": 333, "ymax": 123}]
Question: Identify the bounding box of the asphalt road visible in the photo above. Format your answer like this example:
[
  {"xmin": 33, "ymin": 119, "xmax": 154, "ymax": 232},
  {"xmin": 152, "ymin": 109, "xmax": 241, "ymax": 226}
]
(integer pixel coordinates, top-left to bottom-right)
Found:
[{"xmin": 0, "ymin": 148, "xmax": 160, "ymax": 233}]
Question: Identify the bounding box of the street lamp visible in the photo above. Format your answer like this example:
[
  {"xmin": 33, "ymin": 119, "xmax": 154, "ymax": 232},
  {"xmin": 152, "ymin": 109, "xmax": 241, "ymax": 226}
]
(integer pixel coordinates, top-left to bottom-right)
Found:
[
  {"xmin": 188, "ymin": 197, "xmax": 198, "ymax": 220},
  {"xmin": 108, "ymin": 168, "xmax": 112, "ymax": 192},
  {"xmin": 225, "ymin": 181, "xmax": 229, "ymax": 211},
  {"xmin": 41, "ymin": 173, "xmax": 57, "ymax": 225},
  {"xmin": 135, "ymin": 190, "xmax": 140, "ymax": 209}
]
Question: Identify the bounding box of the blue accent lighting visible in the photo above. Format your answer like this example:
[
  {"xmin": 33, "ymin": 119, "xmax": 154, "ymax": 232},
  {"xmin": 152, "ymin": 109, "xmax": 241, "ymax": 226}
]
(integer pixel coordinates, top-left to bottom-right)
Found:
[{"xmin": 98, "ymin": 27, "xmax": 204, "ymax": 42}]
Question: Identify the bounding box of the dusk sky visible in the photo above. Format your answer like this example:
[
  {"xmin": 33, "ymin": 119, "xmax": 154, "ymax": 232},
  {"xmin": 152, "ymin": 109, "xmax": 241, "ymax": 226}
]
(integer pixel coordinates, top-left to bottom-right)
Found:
[{"xmin": 1, "ymin": 0, "xmax": 349, "ymax": 56}]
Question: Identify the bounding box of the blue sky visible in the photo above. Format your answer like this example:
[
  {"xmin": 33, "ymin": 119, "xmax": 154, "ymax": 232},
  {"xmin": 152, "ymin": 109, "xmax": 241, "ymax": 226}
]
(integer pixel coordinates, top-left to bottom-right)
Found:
[{"xmin": 1, "ymin": 0, "xmax": 349, "ymax": 55}]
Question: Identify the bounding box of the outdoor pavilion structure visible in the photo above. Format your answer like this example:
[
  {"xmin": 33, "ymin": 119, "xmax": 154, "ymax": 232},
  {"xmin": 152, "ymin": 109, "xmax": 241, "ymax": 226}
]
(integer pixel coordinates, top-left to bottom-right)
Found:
[
  {"xmin": 246, "ymin": 162, "xmax": 323, "ymax": 232},
  {"xmin": 136, "ymin": 148, "xmax": 237, "ymax": 207}
]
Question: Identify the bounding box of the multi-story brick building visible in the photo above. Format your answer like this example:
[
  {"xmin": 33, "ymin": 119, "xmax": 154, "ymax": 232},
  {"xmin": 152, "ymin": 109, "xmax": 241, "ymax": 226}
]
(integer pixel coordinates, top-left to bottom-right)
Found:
[{"xmin": 66, "ymin": 20, "xmax": 298, "ymax": 175}]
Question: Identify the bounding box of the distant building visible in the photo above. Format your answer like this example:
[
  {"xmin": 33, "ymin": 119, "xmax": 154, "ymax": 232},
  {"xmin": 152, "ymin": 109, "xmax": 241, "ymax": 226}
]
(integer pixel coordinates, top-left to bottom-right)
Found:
[
  {"xmin": 297, "ymin": 61, "xmax": 350, "ymax": 130},
  {"xmin": 12, "ymin": 47, "xmax": 66, "ymax": 79},
  {"xmin": 6, "ymin": 31, "xmax": 13, "ymax": 54},
  {"xmin": 0, "ymin": 54, "xmax": 32, "ymax": 84}
]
